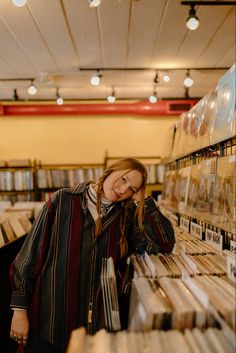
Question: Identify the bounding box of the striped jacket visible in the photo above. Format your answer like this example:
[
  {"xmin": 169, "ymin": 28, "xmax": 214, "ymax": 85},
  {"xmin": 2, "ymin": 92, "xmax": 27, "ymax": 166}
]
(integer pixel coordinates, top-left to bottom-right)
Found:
[{"xmin": 10, "ymin": 182, "xmax": 175, "ymax": 351}]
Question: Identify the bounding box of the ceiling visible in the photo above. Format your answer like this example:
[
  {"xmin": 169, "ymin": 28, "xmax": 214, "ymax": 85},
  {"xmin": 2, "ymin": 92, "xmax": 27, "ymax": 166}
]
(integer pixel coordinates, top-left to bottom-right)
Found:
[{"xmin": 0, "ymin": 0, "xmax": 235, "ymax": 103}]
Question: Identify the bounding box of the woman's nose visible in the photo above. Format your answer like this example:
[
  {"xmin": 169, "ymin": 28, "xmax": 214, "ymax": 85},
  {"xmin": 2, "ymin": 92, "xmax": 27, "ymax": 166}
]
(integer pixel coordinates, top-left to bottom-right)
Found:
[{"xmin": 118, "ymin": 185, "xmax": 129, "ymax": 194}]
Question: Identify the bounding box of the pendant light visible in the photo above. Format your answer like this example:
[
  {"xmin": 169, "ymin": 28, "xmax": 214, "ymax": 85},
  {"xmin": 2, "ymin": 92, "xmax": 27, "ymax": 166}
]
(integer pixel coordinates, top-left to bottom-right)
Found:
[
  {"xmin": 88, "ymin": 0, "xmax": 102, "ymax": 8},
  {"xmin": 12, "ymin": 0, "xmax": 27, "ymax": 7},
  {"xmin": 90, "ymin": 71, "xmax": 102, "ymax": 86},
  {"xmin": 107, "ymin": 88, "xmax": 116, "ymax": 103},
  {"xmin": 186, "ymin": 4, "xmax": 200, "ymax": 30},
  {"xmin": 56, "ymin": 88, "xmax": 64, "ymax": 105},
  {"xmin": 27, "ymin": 80, "xmax": 37, "ymax": 96},
  {"xmin": 149, "ymin": 89, "xmax": 158, "ymax": 104},
  {"xmin": 184, "ymin": 70, "xmax": 194, "ymax": 87}
]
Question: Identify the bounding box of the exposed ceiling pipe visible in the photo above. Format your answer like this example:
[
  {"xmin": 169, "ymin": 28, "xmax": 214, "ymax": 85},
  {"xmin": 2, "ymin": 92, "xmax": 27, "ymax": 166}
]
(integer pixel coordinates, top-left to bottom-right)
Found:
[{"xmin": 0, "ymin": 100, "xmax": 198, "ymax": 116}]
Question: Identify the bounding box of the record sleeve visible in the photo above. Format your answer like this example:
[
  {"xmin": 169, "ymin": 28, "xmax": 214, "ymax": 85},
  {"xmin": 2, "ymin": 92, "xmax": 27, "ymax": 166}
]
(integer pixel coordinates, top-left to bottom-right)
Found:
[
  {"xmin": 199, "ymin": 88, "xmax": 217, "ymax": 149},
  {"xmin": 196, "ymin": 158, "xmax": 217, "ymax": 223},
  {"xmin": 211, "ymin": 64, "xmax": 236, "ymax": 145},
  {"xmin": 176, "ymin": 166, "xmax": 191, "ymax": 213},
  {"xmin": 186, "ymin": 164, "xmax": 201, "ymax": 216},
  {"xmin": 187, "ymin": 97, "xmax": 207, "ymax": 154},
  {"xmin": 161, "ymin": 170, "xmax": 180, "ymax": 212},
  {"xmin": 212, "ymin": 155, "xmax": 236, "ymax": 234},
  {"xmin": 101, "ymin": 257, "xmax": 121, "ymax": 332}
]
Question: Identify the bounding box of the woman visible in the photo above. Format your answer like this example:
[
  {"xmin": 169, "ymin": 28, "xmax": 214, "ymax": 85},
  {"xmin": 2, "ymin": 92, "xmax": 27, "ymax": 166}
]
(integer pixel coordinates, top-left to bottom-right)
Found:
[{"xmin": 10, "ymin": 158, "xmax": 175, "ymax": 353}]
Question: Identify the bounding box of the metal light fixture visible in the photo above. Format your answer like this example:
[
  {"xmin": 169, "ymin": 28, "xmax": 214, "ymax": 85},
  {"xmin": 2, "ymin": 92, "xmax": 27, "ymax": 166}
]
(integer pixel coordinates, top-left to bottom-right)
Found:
[
  {"xmin": 56, "ymin": 88, "xmax": 64, "ymax": 105},
  {"xmin": 12, "ymin": 0, "xmax": 27, "ymax": 7},
  {"xmin": 184, "ymin": 70, "xmax": 194, "ymax": 87},
  {"xmin": 88, "ymin": 0, "xmax": 102, "ymax": 8},
  {"xmin": 90, "ymin": 71, "xmax": 102, "ymax": 86},
  {"xmin": 186, "ymin": 4, "xmax": 200, "ymax": 30},
  {"xmin": 154, "ymin": 72, "xmax": 159, "ymax": 84},
  {"xmin": 182, "ymin": 0, "xmax": 236, "ymax": 31},
  {"xmin": 184, "ymin": 87, "xmax": 190, "ymax": 99},
  {"xmin": 12, "ymin": 88, "xmax": 19, "ymax": 101},
  {"xmin": 107, "ymin": 88, "xmax": 116, "ymax": 103},
  {"xmin": 149, "ymin": 89, "xmax": 158, "ymax": 104},
  {"xmin": 27, "ymin": 80, "xmax": 37, "ymax": 95}
]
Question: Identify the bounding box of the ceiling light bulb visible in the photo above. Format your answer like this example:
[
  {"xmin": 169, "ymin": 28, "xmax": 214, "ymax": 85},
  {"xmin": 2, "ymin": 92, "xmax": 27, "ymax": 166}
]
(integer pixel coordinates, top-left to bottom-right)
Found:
[
  {"xmin": 149, "ymin": 94, "xmax": 157, "ymax": 104},
  {"xmin": 57, "ymin": 97, "xmax": 64, "ymax": 105},
  {"xmin": 186, "ymin": 17, "xmax": 200, "ymax": 30},
  {"xmin": 107, "ymin": 95, "xmax": 116, "ymax": 103},
  {"xmin": 27, "ymin": 82, "xmax": 37, "ymax": 95},
  {"xmin": 163, "ymin": 74, "xmax": 170, "ymax": 82},
  {"xmin": 186, "ymin": 5, "xmax": 200, "ymax": 30},
  {"xmin": 88, "ymin": 0, "xmax": 102, "ymax": 8},
  {"xmin": 90, "ymin": 74, "xmax": 100, "ymax": 86},
  {"xmin": 12, "ymin": 0, "xmax": 27, "ymax": 7},
  {"xmin": 184, "ymin": 76, "xmax": 194, "ymax": 87}
]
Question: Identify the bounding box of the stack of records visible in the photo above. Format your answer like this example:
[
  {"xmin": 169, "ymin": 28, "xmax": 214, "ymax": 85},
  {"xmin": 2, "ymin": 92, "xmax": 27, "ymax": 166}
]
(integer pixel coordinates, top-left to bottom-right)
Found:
[
  {"xmin": 128, "ymin": 276, "xmax": 209, "ymax": 331},
  {"xmin": 128, "ymin": 276, "xmax": 173, "ymax": 331},
  {"xmin": 101, "ymin": 257, "xmax": 121, "ymax": 332},
  {"xmin": 131, "ymin": 251, "xmax": 227, "ymax": 279},
  {"xmin": 67, "ymin": 327, "xmax": 235, "ymax": 353}
]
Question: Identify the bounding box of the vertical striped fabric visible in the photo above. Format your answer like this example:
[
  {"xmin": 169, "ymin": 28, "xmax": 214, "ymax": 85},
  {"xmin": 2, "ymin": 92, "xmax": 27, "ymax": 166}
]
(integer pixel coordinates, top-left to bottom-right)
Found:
[{"xmin": 10, "ymin": 183, "xmax": 175, "ymax": 351}]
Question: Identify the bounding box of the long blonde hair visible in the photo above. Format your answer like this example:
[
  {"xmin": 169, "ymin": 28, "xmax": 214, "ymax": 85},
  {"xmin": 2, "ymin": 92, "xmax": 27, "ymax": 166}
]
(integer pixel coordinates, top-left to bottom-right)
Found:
[{"xmin": 95, "ymin": 158, "xmax": 147, "ymax": 257}]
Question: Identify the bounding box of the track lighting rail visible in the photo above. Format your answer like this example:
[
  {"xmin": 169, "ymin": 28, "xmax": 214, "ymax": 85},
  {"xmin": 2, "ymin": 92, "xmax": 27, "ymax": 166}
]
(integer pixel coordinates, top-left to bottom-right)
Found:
[{"xmin": 181, "ymin": 1, "xmax": 236, "ymax": 5}]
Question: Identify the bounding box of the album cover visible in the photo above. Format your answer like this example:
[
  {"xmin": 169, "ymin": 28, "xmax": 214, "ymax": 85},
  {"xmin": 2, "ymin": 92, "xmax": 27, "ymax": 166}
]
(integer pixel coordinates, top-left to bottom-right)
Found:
[
  {"xmin": 211, "ymin": 64, "xmax": 236, "ymax": 145},
  {"xmin": 196, "ymin": 158, "xmax": 217, "ymax": 222},
  {"xmin": 186, "ymin": 164, "xmax": 201, "ymax": 215},
  {"xmin": 174, "ymin": 112, "xmax": 191, "ymax": 158},
  {"xmin": 161, "ymin": 170, "xmax": 180, "ymax": 212},
  {"xmin": 213, "ymin": 155, "xmax": 236, "ymax": 233},
  {"xmin": 174, "ymin": 167, "xmax": 191, "ymax": 213},
  {"xmin": 187, "ymin": 97, "xmax": 207, "ymax": 154},
  {"xmin": 199, "ymin": 88, "xmax": 217, "ymax": 149},
  {"xmin": 101, "ymin": 257, "xmax": 121, "ymax": 332}
]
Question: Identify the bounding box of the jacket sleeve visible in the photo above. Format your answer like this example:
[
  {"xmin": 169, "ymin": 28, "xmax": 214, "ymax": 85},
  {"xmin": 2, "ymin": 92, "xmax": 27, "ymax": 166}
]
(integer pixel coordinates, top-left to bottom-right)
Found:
[
  {"xmin": 128, "ymin": 196, "xmax": 175, "ymax": 255},
  {"xmin": 10, "ymin": 194, "xmax": 57, "ymax": 309}
]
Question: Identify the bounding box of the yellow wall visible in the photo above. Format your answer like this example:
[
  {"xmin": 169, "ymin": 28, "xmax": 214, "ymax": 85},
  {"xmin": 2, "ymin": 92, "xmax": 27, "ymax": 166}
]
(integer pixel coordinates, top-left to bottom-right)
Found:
[{"xmin": 0, "ymin": 114, "xmax": 178, "ymax": 164}]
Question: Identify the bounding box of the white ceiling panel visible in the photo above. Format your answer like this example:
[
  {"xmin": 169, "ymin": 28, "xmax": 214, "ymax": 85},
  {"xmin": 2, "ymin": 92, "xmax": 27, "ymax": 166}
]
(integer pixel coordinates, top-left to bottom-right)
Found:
[
  {"xmin": 218, "ymin": 46, "xmax": 236, "ymax": 66},
  {"xmin": 0, "ymin": 56, "xmax": 17, "ymax": 77},
  {"xmin": 0, "ymin": 0, "xmax": 235, "ymax": 102},
  {"xmin": 26, "ymin": 0, "xmax": 79, "ymax": 71},
  {"xmin": 98, "ymin": 0, "xmax": 130, "ymax": 67},
  {"xmin": 151, "ymin": 1, "xmax": 188, "ymax": 67},
  {"xmin": 175, "ymin": 7, "xmax": 232, "ymax": 65},
  {"xmin": 196, "ymin": 7, "xmax": 236, "ymax": 66},
  {"xmin": 0, "ymin": 18, "xmax": 37, "ymax": 76},
  {"xmin": 127, "ymin": 0, "xmax": 167, "ymax": 68},
  {"xmin": 64, "ymin": 0, "xmax": 103, "ymax": 68},
  {"xmin": 0, "ymin": 2, "xmax": 57, "ymax": 73}
]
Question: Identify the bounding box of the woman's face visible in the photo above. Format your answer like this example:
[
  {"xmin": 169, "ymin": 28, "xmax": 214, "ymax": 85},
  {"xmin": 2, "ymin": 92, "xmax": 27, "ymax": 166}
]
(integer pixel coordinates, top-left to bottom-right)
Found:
[{"xmin": 103, "ymin": 169, "xmax": 143, "ymax": 202}]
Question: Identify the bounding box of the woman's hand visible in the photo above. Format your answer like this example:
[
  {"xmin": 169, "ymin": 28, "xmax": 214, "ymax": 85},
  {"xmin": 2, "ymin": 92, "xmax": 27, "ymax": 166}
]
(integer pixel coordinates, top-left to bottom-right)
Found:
[{"xmin": 10, "ymin": 309, "xmax": 29, "ymax": 346}]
